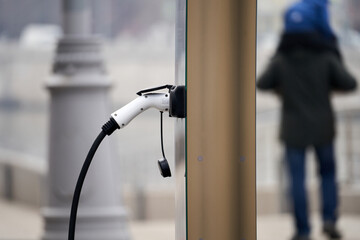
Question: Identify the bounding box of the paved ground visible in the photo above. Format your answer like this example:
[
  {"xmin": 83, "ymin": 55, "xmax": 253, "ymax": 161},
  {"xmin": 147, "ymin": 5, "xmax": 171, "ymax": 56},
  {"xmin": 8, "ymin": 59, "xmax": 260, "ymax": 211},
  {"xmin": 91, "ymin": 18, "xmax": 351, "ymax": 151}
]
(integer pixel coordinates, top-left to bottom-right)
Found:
[
  {"xmin": 0, "ymin": 199, "xmax": 175, "ymax": 240},
  {"xmin": 258, "ymin": 214, "xmax": 360, "ymax": 240},
  {"xmin": 1, "ymin": 200, "xmax": 360, "ymax": 240}
]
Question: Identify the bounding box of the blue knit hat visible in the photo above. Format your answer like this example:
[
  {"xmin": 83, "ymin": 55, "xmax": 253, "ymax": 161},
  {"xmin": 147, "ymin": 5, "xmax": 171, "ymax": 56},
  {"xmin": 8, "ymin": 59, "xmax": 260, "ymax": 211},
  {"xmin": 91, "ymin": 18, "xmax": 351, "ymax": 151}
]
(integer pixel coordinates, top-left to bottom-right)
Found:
[{"xmin": 284, "ymin": 0, "xmax": 335, "ymax": 39}]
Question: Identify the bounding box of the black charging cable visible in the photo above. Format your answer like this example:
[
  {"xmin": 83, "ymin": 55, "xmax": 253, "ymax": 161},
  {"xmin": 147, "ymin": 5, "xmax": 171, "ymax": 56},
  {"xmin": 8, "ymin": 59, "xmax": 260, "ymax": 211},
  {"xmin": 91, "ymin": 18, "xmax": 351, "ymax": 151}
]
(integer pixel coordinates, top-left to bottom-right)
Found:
[
  {"xmin": 157, "ymin": 111, "xmax": 171, "ymax": 178},
  {"xmin": 68, "ymin": 118, "xmax": 119, "ymax": 240},
  {"xmin": 160, "ymin": 111, "xmax": 166, "ymax": 159}
]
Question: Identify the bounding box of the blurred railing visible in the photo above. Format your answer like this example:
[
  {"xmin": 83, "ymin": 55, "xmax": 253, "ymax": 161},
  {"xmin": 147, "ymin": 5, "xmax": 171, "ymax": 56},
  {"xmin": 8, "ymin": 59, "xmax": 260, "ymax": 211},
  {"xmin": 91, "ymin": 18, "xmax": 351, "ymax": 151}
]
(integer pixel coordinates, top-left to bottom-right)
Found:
[
  {"xmin": 256, "ymin": 106, "xmax": 360, "ymax": 188},
  {"xmin": 337, "ymin": 107, "xmax": 360, "ymax": 186}
]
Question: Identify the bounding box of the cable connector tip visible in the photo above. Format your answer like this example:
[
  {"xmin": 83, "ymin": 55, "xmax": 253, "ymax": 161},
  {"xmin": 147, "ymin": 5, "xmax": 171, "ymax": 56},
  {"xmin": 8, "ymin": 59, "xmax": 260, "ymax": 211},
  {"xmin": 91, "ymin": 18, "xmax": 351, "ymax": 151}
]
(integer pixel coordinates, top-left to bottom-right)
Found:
[{"xmin": 102, "ymin": 117, "xmax": 120, "ymax": 136}]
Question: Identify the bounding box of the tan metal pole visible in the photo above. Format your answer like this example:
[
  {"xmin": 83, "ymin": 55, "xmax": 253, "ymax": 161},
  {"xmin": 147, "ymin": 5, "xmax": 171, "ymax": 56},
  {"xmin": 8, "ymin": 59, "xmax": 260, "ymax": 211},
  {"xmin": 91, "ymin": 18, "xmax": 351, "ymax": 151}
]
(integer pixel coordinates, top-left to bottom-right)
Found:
[{"xmin": 186, "ymin": 0, "xmax": 257, "ymax": 239}]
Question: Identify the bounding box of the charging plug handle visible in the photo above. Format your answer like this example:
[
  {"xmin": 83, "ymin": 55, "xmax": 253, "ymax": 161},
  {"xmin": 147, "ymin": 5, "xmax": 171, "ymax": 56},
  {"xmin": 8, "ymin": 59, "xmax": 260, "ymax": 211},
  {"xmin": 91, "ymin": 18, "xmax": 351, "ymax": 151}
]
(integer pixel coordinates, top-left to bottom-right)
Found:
[{"xmin": 136, "ymin": 85, "xmax": 173, "ymax": 96}]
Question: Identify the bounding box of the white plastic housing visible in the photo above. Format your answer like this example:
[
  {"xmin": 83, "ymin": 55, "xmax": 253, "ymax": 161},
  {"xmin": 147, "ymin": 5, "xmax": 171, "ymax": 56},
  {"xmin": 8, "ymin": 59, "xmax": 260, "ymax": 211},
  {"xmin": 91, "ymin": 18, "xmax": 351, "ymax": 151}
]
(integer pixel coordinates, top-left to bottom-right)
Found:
[{"xmin": 111, "ymin": 93, "xmax": 170, "ymax": 128}]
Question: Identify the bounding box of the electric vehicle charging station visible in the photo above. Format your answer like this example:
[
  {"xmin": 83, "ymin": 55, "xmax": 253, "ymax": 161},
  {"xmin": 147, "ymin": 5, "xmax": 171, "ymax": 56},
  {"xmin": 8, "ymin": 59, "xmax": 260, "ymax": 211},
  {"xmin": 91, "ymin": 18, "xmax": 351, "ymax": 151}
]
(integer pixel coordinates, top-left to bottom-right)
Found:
[
  {"xmin": 68, "ymin": 85, "xmax": 186, "ymax": 240},
  {"xmin": 67, "ymin": 0, "xmax": 256, "ymax": 239}
]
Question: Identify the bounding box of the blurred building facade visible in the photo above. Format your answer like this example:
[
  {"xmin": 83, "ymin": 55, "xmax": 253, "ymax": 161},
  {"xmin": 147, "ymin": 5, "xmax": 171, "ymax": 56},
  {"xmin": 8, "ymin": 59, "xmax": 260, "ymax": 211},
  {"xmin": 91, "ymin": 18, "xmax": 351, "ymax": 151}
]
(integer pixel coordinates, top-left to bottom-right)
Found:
[
  {"xmin": 0, "ymin": 0, "xmax": 174, "ymax": 39},
  {"xmin": 347, "ymin": 0, "xmax": 360, "ymax": 31}
]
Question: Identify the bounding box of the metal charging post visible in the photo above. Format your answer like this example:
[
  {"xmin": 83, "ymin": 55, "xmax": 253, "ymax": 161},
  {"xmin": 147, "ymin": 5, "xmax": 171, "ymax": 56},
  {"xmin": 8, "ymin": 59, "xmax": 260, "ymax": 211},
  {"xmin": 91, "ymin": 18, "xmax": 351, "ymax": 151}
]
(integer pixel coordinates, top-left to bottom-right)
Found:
[{"xmin": 175, "ymin": 0, "xmax": 257, "ymax": 239}]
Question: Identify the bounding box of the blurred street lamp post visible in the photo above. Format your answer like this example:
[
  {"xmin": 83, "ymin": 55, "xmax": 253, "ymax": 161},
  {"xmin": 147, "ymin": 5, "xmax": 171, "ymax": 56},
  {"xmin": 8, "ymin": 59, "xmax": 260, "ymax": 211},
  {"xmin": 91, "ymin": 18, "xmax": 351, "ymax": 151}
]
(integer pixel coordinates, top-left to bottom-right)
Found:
[{"xmin": 42, "ymin": 0, "xmax": 129, "ymax": 239}]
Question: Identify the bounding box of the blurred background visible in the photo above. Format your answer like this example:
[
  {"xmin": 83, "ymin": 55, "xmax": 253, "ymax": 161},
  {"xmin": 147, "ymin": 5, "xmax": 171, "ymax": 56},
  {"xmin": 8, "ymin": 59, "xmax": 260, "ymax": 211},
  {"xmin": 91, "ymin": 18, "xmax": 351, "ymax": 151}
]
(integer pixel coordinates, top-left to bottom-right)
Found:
[
  {"xmin": 0, "ymin": 0, "xmax": 359, "ymax": 239},
  {"xmin": 0, "ymin": 0, "xmax": 176, "ymax": 239},
  {"xmin": 257, "ymin": 0, "xmax": 360, "ymax": 239}
]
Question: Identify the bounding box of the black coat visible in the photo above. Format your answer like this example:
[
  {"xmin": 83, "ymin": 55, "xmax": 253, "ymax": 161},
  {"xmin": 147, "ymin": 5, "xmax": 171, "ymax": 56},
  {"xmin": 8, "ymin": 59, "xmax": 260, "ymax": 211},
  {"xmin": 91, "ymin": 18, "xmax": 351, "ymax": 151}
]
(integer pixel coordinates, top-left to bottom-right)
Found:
[{"xmin": 257, "ymin": 33, "xmax": 357, "ymax": 148}]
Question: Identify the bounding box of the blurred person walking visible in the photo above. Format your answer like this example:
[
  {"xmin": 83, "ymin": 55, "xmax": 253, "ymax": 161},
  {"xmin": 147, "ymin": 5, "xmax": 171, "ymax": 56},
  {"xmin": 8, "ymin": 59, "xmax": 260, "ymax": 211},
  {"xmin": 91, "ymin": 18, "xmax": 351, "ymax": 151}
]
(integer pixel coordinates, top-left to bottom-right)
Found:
[{"xmin": 257, "ymin": 0, "xmax": 357, "ymax": 240}]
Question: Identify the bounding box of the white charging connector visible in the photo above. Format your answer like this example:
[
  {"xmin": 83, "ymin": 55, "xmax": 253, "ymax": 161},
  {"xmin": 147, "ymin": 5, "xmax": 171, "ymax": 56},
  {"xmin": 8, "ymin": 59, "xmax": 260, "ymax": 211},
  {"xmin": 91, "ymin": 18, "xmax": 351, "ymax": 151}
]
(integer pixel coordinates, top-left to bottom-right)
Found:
[
  {"xmin": 110, "ymin": 93, "xmax": 170, "ymax": 129},
  {"xmin": 69, "ymin": 88, "xmax": 179, "ymax": 240}
]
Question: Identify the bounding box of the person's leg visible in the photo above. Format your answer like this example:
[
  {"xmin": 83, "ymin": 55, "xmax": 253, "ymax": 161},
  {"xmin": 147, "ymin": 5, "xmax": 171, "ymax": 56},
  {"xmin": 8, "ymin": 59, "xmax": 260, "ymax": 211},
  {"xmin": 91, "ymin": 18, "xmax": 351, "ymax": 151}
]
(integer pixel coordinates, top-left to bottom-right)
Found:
[
  {"xmin": 286, "ymin": 145, "xmax": 310, "ymax": 237},
  {"xmin": 314, "ymin": 143, "xmax": 338, "ymax": 223},
  {"xmin": 314, "ymin": 143, "xmax": 341, "ymax": 239}
]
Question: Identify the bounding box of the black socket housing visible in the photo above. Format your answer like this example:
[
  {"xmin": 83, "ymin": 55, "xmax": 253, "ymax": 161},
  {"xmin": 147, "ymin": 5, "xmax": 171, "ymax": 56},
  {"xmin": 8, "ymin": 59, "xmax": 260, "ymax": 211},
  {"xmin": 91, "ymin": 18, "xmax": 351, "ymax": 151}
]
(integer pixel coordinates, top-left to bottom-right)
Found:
[{"xmin": 169, "ymin": 85, "xmax": 186, "ymax": 118}]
